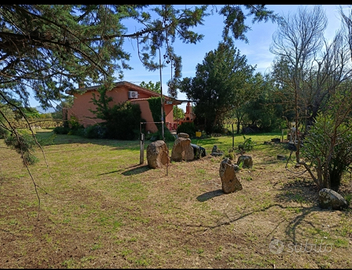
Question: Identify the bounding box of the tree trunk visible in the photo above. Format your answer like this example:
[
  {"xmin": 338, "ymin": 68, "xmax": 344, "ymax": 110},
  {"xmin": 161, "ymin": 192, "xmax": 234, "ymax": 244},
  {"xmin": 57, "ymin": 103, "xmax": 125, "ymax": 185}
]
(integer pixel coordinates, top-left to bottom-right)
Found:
[{"xmin": 236, "ymin": 121, "xmax": 240, "ymax": 134}]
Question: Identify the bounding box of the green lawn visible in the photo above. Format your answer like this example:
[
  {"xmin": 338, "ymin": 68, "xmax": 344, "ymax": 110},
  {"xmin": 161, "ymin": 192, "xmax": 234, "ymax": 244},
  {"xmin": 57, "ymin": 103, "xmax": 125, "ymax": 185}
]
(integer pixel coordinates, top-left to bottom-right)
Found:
[{"xmin": 0, "ymin": 129, "xmax": 351, "ymax": 269}]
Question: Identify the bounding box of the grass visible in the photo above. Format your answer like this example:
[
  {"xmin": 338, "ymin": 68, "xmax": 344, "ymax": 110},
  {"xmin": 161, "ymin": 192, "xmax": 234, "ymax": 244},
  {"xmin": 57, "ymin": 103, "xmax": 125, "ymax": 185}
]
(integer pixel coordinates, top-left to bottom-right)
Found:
[{"xmin": 0, "ymin": 129, "xmax": 352, "ymax": 268}]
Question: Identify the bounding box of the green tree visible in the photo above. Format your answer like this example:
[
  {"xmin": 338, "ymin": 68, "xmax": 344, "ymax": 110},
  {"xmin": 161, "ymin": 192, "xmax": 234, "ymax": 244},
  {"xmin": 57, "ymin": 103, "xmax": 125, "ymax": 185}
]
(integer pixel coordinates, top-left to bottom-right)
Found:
[
  {"xmin": 227, "ymin": 72, "xmax": 264, "ymax": 134},
  {"xmin": 89, "ymin": 86, "xmax": 142, "ymax": 140},
  {"xmin": 179, "ymin": 38, "xmax": 255, "ymax": 134},
  {"xmin": 173, "ymin": 106, "xmax": 184, "ymax": 120},
  {"xmin": 51, "ymin": 96, "xmax": 74, "ymax": 121},
  {"xmin": 139, "ymin": 81, "xmax": 161, "ymax": 94},
  {"xmin": 242, "ymin": 73, "xmax": 284, "ymax": 132}
]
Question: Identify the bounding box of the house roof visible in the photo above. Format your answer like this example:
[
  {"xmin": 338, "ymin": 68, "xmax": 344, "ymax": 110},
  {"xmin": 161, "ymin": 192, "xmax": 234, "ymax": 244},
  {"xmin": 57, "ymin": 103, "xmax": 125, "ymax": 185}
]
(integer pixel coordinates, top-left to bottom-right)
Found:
[
  {"xmin": 129, "ymin": 97, "xmax": 183, "ymax": 105},
  {"xmin": 67, "ymin": 81, "xmax": 162, "ymax": 98},
  {"xmin": 66, "ymin": 80, "xmax": 190, "ymax": 104}
]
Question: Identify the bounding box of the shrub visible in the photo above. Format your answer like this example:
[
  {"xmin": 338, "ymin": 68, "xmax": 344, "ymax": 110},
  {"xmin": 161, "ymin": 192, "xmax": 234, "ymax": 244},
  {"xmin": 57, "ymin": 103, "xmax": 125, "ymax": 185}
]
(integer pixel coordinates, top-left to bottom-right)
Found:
[
  {"xmin": 149, "ymin": 128, "xmax": 175, "ymax": 142},
  {"xmin": 90, "ymin": 86, "xmax": 142, "ymax": 140},
  {"xmin": 238, "ymin": 135, "xmax": 255, "ymax": 151},
  {"xmin": 301, "ymin": 113, "xmax": 352, "ymax": 191},
  {"xmin": 53, "ymin": 116, "xmax": 84, "ymax": 136},
  {"xmin": 53, "ymin": 126, "xmax": 70, "ymax": 134},
  {"xmin": 68, "ymin": 127, "xmax": 85, "ymax": 136},
  {"xmin": 224, "ymin": 148, "xmax": 235, "ymax": 160},
  {"xmin": 176, "ymin": 122, "xmax": 196, "ymax": 137},
  {"xmin": 148, "ymin": 97, "xmax": 164, "ymax": 131},
  {"xmin": 84, "ymin": 124, "xmax": 107, "ymax": 139},
  {"xmin": 102, "ymin": 102, "xmax": 141, "ymax": 140}
]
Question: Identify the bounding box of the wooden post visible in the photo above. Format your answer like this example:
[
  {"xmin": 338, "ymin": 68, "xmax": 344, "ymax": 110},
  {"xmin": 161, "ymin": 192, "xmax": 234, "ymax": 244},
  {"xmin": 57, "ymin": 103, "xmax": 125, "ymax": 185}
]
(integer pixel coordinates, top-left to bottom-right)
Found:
[
  {"xmin": 140, "ymin": 132, "xmax": 144, "ymax": 165},
  {"xmin": 139, "ymin": 122, "xmax": 145, "ymax": 165},
  {"xmin": 232, "ymin": 123, "xmax": 234, "ymax": 149},
  {"xmin": 165, "ymin": 147, "xmax": 169, "ymax": 176}
]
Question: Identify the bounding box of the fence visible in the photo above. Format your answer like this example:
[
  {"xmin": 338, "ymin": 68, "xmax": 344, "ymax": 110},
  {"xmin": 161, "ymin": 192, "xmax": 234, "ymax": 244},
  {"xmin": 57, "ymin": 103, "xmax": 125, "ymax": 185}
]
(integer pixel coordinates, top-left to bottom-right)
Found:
[{"xmin": 7, "ymin": 118, "xmax": 64, "ymax": 129}]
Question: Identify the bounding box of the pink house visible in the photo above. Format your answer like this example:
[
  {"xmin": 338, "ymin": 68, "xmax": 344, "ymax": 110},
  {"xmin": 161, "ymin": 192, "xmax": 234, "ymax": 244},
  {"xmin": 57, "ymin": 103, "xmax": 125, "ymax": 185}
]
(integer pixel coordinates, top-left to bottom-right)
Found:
[{"xmin": 66, "ymin": 81, "xmax": 187, "ymax": 133}]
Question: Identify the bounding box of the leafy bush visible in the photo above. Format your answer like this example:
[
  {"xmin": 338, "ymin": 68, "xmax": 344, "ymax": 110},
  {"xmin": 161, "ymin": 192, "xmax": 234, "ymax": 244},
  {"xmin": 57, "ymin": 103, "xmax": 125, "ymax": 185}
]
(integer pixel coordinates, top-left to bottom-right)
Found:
[
  {"xmin": 238, "ymin": 135, "xmax": 254, "ymax": 151},
  {"xmin": 149, "ymin": 128, "xmax": 175, "ymax": 142},
  {"xmin": 84, "ymin": 124, "xmax": 107, "ymax": 139},
  {"xmin": 102, "ymin": 102, "xmax": 141, "ymax": 140},
  {"xmin": 176, "ymin": 122, "xmax": 196, "ymax": 137},
  {"xmin": 68, "ymin": 127, "xmax": 85, "ymax": 136},
  {"xmin": 224, "ymin": 148, "xmax": 235, "ymax": 160},
  {"xmin": 53, "ymin": 115, "xmax": 84, "ymax": 135},
  {"xmin": 53, "ymin": 116, "xmax": 85, "ymax": 136},
  {"xmin": 53, "ymin": 126, "xmax": 70, "ymax": 134},
  {"xmin": 90, "ymin": 86, "xmax": 142, "ymax": 140},
  {"xmin": 68, "ymin": 116, "xmax": 81, "ymax": 129},
  {"xmin": 147, "ymin": 96, "xmax": 165, "ymax": 132},
  {"xmin": 301, "ymin": 113, "xmax": 352, "ymax": 191}
]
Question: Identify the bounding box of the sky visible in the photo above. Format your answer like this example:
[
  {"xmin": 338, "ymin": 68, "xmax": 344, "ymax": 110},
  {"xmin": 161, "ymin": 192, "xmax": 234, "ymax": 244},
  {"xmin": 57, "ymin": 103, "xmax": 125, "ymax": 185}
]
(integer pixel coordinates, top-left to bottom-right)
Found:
[
  {"xmin": 30, "ymin": 4, "xmax": 349, "ymax": 112},
  {"xmin": 118, "ymin": 4, "xmax": 348, "ymax": 111}
]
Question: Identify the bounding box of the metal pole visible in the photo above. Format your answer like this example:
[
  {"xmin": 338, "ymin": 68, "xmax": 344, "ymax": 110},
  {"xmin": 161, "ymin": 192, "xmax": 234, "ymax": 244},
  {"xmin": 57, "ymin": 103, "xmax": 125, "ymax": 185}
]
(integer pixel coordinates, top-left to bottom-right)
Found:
[{"xmin": 159, "ymin": 48, "xmax": 165, "ymax": 141}]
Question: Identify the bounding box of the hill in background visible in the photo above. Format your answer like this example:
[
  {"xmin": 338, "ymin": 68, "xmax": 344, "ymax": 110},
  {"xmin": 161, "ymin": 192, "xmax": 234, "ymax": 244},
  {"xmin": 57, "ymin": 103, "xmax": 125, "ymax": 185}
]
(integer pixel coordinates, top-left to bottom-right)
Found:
[{"xmin": 35, "ymin": 106, "xmax": 56, "ymax": 114}]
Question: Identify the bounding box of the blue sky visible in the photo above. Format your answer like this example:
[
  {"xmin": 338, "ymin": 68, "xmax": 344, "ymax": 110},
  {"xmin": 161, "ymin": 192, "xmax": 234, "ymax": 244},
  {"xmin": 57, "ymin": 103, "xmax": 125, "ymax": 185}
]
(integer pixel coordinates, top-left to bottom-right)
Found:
[
  {"xmin": 31, "ymin": 5, "xmax": 347, "ymax": 111},
  {"xmin": 119, "ymin": 4, "xmax": 347, "ymax": 111}
]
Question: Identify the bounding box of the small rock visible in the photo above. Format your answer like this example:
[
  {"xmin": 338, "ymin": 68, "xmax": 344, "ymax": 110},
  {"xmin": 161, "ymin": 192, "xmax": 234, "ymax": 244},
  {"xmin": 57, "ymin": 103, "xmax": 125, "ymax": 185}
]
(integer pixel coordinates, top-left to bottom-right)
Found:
[
  {"xmin": 191, "ymin": 143, "xmax": 207, "ymax": 159},
  {"xmin": 237, "ymin": 155, "xmax": 253, "ymax": 168},
  {"xmin": 318, "ymin": 188, "xmax": 348, "ymax": 210},
  {"xmin": 277, "ymin": 154, "xmax": 286, "ymax": 160},
  {"xmin": 177, "ymin": 132, "xmax": 189, "ymax": 138},
  {"xmin": 211, "ymin": 145, "xmax": 223, "ymax": 157},
  {"xmin": 288, "ymin": 143, "xmax": 296, "ymax": 151}
]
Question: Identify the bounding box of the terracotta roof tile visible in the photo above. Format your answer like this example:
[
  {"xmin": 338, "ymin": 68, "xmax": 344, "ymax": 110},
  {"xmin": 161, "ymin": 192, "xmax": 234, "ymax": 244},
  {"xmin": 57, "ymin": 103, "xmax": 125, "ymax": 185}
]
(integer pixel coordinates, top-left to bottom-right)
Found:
[{"xmin": 66, "ymin": 80, "xmax": 189, "ymax": 104}]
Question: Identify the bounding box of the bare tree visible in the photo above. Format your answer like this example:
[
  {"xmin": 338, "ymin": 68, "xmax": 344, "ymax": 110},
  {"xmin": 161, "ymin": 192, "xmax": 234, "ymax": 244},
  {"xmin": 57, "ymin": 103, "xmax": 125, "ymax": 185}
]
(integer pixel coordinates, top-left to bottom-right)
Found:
[
  {"xmin": 303, "ymin": 30, "xmax": 352, "ymax": 126},
  {"xmin": 340, "ymin": 5, "xmax": 352, "ymax": 59},
  {"xmin": 270, "ymin": 6, "xmax": 327, "ymax": 139},
  {"xmin": 270, "ymin": 5, "xmax": 352, "ymax": 191}
]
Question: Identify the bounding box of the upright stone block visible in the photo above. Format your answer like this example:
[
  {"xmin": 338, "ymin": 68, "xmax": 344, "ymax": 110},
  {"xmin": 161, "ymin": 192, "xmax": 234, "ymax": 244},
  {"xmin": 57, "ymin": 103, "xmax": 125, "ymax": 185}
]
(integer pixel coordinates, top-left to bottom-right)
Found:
[
  {"xmin": 171, "ymin": 133, "xmax": 194, "ymax": 162},
  {"xmin": 219, "ymin": 158, "xmax": 243, "ymax": 194},
  {"xmin": 147, "ymin": 140, "xmax": 170, "ymax": 169}
]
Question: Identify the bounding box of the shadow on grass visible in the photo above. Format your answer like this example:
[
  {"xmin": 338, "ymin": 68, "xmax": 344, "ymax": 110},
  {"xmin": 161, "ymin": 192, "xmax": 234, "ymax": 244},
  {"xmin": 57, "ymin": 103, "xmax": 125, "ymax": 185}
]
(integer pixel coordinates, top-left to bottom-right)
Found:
[
  {"xmin": 98, "ymin": 169, "xmax": 123, "ymax": 176},
  {"xmin": 121, "ymin": 164, "xmax": 151, "ymax": 176},
  {"xmin": 275, "ymin": 177, "xmax": 319, "ymax": 205},
  {"xmin": 97, "ymin": 164, "xmax": 151, "ymax": 176},
  {"xmin": 196, "ymin": 189, "xmax": 225, "ymax": 202},
  {"xmin": 175, "ymin": 202, "xmax": 327, "ymax": 244},
  {"xmin": 35, "ymin": 130, "xmax": 142, "ymax": 149},
  {"xmin": 189, "ymin": 178, "xmax": 346, "ymax": 244}
]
